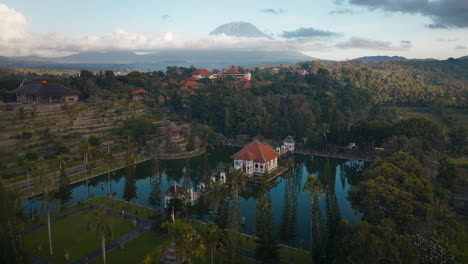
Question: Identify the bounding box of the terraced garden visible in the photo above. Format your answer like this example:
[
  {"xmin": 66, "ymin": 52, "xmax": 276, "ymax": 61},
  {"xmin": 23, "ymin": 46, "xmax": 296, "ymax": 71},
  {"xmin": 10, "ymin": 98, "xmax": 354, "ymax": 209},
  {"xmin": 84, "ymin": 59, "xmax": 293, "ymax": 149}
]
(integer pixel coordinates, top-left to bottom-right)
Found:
[{"xmin": 0, "ymin": 101, "xmax": 154, "ymax": 193}]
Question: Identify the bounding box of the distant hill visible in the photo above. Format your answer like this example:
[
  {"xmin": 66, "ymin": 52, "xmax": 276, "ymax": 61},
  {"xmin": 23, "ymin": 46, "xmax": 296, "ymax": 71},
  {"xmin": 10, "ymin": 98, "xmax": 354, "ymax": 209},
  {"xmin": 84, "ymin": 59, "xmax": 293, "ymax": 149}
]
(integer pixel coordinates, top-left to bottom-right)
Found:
[
  {"xmin": 210, "ymin": 22, "xmax": 273, "ymax": 39},
  {"xmin": 459, "ymin": 55, "xmax": 468, "ymax": 60},
  {"xmin": 1, "ymin": 50, "xmax": 314, "ymax": 71},
  {"xmin": 352, "ymin": 56, "xmax": 408, "ymax": 63},
  {"xmin": 352, "ymin": 56, "xmax": 438, "ymax": 63}
]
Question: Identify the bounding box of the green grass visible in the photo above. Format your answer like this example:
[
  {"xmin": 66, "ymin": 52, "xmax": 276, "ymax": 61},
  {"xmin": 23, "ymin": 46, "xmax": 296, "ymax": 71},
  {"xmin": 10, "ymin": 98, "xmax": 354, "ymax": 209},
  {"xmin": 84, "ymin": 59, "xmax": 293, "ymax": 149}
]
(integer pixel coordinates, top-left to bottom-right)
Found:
[
  {"xmin": 23, "ymin": 210, "xmax": 135, "ymax": 264},
  {"xmin": 90, "ymin": 197, "xmax": 160, "ymax": 219},
  {"xmin": 240, "ymin": 235, "xmax": 312, "ymax": 264},
  {"xmin": 89, "ymin": 231, "xmax": 257, "ymax": 264},
  {"xmin": 89, "ymin": 232, "xmax": 168, "ymax": 264}
]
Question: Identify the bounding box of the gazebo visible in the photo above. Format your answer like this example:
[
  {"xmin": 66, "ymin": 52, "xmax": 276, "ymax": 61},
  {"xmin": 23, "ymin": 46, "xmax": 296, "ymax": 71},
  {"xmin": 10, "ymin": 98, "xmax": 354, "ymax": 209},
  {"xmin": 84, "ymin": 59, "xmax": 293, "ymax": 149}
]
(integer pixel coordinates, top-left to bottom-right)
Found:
[{"xmin": 9, "ymin": 77, "xmax": 80, "ymax": 104}]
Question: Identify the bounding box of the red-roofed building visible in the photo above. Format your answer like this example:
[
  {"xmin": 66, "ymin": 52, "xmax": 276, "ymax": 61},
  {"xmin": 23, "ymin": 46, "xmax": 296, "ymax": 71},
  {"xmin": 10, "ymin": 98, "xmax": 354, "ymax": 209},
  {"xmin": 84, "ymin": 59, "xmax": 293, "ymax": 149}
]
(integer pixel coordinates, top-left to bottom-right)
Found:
[
  {"xmin": 130, "ymin": 89, "xmax": 149, "ymax": 101},
  {"xmin": 224, "ymin": 68, "xmax": 241, "ymax": 74},
  {"xmin": 191, "ymin": 69, "xmax": 214, "ymax": 79},
  {"xmin": 191, "ymin": 68, "xmax": 252, "ymax": 81},
  {"xmin": 184, "ymin": 81, "xmax": 199, "ymax": 89},
  {"xmin": 186, "ymin": 76, "xmax": 200, "ymax": 81},
  {"xmin": 297, "ymin": 69, "xmax": 308, "ymax": 75},
  {"xmin": 220, "ymin": 68, "xmax": 251, "ymax": 80},
  {"xmin": 232, "ymin": 140, "xmax": 280, "ymax": 175},
  {"xmin": 242, "ymin": 81, "xmax": 252, "ymax": 88}
]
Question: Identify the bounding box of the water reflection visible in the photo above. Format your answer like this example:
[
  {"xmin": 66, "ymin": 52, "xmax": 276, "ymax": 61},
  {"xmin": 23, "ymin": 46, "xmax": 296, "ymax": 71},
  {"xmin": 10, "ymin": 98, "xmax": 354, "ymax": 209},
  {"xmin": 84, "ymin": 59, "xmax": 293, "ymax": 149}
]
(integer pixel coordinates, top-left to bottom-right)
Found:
[{"xmin": 22, "ymin": 146, "xmax": 367, "ymax": 249}]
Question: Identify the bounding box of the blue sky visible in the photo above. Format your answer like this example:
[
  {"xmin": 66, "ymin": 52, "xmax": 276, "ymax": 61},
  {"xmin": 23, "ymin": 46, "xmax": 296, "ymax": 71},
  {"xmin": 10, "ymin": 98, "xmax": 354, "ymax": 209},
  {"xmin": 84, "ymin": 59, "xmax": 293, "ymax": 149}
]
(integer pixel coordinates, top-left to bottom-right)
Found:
[{"xmin": 1, "ymin": 0, "xmax": 467, "ymax": 60}]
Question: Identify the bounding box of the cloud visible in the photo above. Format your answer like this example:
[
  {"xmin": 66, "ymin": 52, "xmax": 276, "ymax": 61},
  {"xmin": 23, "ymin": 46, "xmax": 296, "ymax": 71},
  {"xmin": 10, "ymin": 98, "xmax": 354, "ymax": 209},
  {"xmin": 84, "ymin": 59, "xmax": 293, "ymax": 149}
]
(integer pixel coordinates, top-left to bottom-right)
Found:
[
  {"xmin": 329, "ymin": 8, "xmax": 356, "ymax": 15},
  {"xmin": 340, "ymin": 0, "xmax": 468, "ymax": 28},
  {"xmin": 161, "ymin": 14, "xmax": 170, "ymax": 20},
  {"xmin": 437, "ymin": 37, "xmax": 458, "ymax": 42},
  {"xmin": 261, "ymin": 8, "xmax": 287, "ymax": 14},
  {"xmin": 400, "ymin": 40, "xmax": 412, "ymax": 49},
  {"xmin": 336, "ymin": 37, "xmax": 411, "ymax": 50},
  {"xmin": 456, "ymin": 45, "xmax": 467, "ymax": 50},
  {"xmin": 0, "ymin": 3, "xmax": 32, "ymax": 56},
  {"xmin": 0, "ymin": 4, "xmax": 330, "ymax": 57},
  {"xmin": 281, "ymin": 27, "xmax": 340, "ymax": 38}
]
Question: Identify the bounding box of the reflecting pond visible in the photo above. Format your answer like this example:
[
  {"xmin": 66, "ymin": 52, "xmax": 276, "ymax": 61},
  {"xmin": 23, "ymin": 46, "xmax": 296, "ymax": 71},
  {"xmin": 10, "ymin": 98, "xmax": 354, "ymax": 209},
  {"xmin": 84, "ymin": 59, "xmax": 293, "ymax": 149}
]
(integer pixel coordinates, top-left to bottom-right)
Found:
[{"xmin": 23, "ymin": 145, "xmax": 368, "ymax": 249}]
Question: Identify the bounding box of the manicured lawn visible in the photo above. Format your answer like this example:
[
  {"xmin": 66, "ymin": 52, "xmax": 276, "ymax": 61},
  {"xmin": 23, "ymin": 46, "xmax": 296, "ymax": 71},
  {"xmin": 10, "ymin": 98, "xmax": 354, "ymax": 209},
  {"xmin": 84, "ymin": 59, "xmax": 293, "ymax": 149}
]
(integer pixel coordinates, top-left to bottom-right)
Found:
[
  {"xmin": 90, "ymin": 231, "xmax": 257, "ymax": 264},
  {"xmin": 23, "ymin": 210, "xmax": 135, "ymax": 264},
  {"xmin": 89, "ymin": 232, "xmax": 168, "ymax": 264},
  {"xmin": 90, "ymin": 196, "xmax": 160, "ymax": 219},
  {"xmin": 240, "ymin": 235, "xmax": 312, "ymax": 264}
]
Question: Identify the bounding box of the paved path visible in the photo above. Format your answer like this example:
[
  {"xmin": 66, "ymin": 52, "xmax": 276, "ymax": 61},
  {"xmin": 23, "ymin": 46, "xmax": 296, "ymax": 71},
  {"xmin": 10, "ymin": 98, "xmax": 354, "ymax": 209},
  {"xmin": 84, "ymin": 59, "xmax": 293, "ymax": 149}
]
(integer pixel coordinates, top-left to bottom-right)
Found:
[
  {"xmin": 71, "ymin": 208, "xmax": 155, "ymax": 264},
  {"xmin": 24, "ymin": 205, "xmax": 157, "ymax": 264}
]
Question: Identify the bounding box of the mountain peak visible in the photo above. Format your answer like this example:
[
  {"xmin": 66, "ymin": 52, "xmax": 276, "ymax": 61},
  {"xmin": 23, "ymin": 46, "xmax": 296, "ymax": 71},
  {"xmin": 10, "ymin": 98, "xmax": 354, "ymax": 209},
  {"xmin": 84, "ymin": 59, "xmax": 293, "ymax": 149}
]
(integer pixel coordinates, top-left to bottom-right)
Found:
[{"xmin": 210, "ymin": 22, "xmax": 273, "ymax": 39}]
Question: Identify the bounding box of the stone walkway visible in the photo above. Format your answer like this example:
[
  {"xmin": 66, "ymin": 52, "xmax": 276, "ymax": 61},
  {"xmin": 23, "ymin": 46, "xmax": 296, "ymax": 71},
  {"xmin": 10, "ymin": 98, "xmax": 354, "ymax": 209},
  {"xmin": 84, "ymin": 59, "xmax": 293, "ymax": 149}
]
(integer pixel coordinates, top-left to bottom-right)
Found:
[{"xmin": 24, "ymin": 205, "xmax": 157, "ymax": 264}]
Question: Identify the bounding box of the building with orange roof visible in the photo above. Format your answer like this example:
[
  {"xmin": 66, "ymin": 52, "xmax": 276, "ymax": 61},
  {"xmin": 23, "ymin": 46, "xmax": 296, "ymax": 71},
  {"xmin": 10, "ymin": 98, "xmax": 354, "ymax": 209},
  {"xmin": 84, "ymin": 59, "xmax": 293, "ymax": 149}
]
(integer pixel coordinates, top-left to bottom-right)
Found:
[
  {"xmin": 186, "ymin": 76, "xmax": 200, "ymax": 81},
  {"xmin": 219, "ymin": 68, "xmax": 252, "ymax": 80},
  {"xmin": 297, "ymin": 69, "xmax": 308, "ymax": 75},
  {"xmin": 130, "ymin": 88, "xmax": 149, "ymax": 101},
  {"xmin": 191, "ymin": 68, "xmax": 252, "ymax": 81},
  {"xmin": 191, "ymin": 69, "xmax": 214, "ymax": 79},
  {"xmin": 232, "ymin": 140, "xmax": 280, "ymax": 175}
]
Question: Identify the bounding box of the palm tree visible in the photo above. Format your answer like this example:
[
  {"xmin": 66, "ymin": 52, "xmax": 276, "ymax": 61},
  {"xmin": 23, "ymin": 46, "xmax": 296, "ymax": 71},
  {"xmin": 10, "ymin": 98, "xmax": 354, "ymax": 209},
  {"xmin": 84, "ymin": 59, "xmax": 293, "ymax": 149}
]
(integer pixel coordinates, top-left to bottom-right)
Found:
[
  {"xmin": 203, "ymin": 222, "xmax": 223, "ymax": 264},
  {"xmin": 204, "ymin": 180, "xmax": 227, "ymax": 212},
  {"xmin": 86, "ymin": 161, "xmax": 97, "ymax": 199},
  {"xmin": 163, "ymin": 220, "xmax": 206, "ymax": 264},
  {"xmin": 0, "ymin": 181, "xmax": 30, "ymax": 263},
  {"xmin": 57, "ymin": 154, "xmax": 72, "ymax": 204},
  {"xmin": 226, "ymin": 168, "xmax": 249, "ymax": 195},
  {"xmin": 125, "ymin": 135, "xmax": 137, "ymax": 166},
  {"xmin": 302, "ymin": 175, "xmax": 325, "ymax": 262},
  {"xmin": 23, "ymin": 160, "xmax": 37, "ymax": 193},
  {"xmin": 225, "ymin": 168, "xmax": 248, "ymax": 261},
  {"xmin": 36, "ymin": 172, "xmax": 59, "ymax": 256},
  {"xmin": 102, "ymin": 151, "xmax": 117, "ymax": 198},
  {"xmin": 88, "ymin": 206, "xmax": 113, "ymax": 264},
  {"xmin": 79, "ymin": 140, "xmax": 93, "ymax": 198},
  {"xmin": 319, "ymin": 123, "xmax": 330, "ymax": 151}
]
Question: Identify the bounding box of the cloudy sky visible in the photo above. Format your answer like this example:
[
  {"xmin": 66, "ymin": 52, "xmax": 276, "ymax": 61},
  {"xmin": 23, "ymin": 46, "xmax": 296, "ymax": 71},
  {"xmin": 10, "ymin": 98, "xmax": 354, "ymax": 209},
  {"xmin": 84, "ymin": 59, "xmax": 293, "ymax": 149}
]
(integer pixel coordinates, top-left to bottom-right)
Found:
[{"xmin": 1, "ymin": 0, "xmax": 467, "ymax": 60}]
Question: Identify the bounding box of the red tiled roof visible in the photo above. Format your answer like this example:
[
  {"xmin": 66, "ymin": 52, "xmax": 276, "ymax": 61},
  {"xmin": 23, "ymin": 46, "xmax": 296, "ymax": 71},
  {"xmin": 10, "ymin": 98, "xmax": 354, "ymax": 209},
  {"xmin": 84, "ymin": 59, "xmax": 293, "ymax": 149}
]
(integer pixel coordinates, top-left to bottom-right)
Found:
[
  {"xmin": 297, "ymin": 69, "xmax": 307, "ymax": 72},
  {"xmin": 242, "ymin": 81, "xmax": 252, "ymax": 88},
  {"xmin": 186, "ymin": 76, "xmax": 199, "ymax": 81},
  {"xmin": 131, "ymin": 89, "xmax": 149, "ymax": 95},
  {"xmin": 162, "ymin": 82, "xmax": 169, "ymax": 86},
  {"xmin": 224, "ymin": 69, "xmax": 241, "ymax": 74},
  {"xmin": 158, "ymin": 95, "xmax": 165, "ymax": 99},
  {"xmin": 212, "ymin": 69, "xmax": 220, "ymax": 73},
  {"xmin": 185, "ymin": 81, "xmax": 199, "ymax": 87},
  {"xmin": 232, "ymin": 141, "xmax": 280, "ymax": 163},
  {"xmin": 238, "ymin": 78, "xmax": 249, "ymax": 83},
  {"xmin": 244, "ymin": 69, "xmax": 251, "ymax": 72},
  {"xmin": 192, "ymin": 69, "xmax": 212, "ymax": 75}
]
